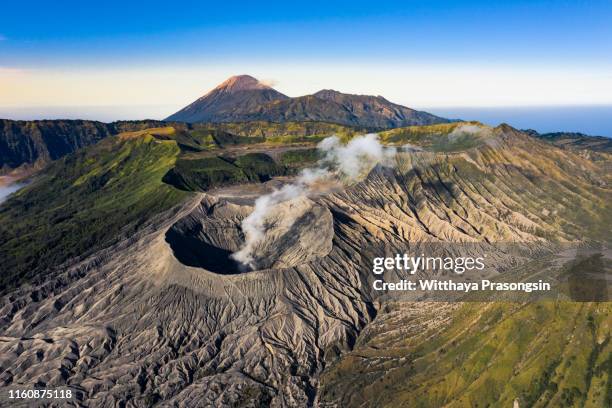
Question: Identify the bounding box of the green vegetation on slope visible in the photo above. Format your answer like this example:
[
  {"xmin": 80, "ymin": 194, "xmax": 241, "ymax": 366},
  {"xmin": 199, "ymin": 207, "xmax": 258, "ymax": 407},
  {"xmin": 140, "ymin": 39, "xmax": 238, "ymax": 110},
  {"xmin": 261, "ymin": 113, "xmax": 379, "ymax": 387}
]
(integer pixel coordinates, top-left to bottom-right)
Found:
[
  {"xmin": 321, "ymin": 301, "xmax": 611, "ymax": 408},
  {"xmin": 146, "ymin": 121, "xmax": 365, "ymax": 153},
  {"xmin": 379, "ymin": 121, "xmax": 491, "ymax": 152},
  {"xmin": 278, "ymin": 148, "xmax": 322, "ymax": 168},
  {"xmin": 212, "ymin": 121, "xmax": 370, "ymax": 140},
  {"xmin": 0, "ymin": 131, "xmax": 188, "ymax": 293},
  {"xmin": 163, "ymin": 153, "xmax": 286, "ymax": 191},
  {"xmin": 233, "ymin": 152, "xmax": 284, "ymax": 179}
]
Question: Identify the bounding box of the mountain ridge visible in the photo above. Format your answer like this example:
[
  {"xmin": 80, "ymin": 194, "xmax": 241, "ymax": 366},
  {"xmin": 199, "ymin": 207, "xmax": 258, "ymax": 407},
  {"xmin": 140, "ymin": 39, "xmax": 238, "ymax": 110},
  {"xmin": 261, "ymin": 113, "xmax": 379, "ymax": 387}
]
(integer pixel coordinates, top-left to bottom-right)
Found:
[
  {"xmin": 165, "ymin": 75, "xmax": 450, "ymax": 128},
  {"xmin": 2, "ymin": 117, "xmax": 610, "ymax": 175},
  {"xmin": 523, "ymin": 128, "xmax": 612, "ymax": 152}
]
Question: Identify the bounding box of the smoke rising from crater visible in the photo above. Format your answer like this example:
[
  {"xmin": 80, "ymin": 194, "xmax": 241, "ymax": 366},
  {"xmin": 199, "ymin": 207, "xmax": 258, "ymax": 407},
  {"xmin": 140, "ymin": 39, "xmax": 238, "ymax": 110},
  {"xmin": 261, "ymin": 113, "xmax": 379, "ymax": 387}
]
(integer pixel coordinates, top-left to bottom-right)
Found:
[
  {"xmin": 230, "ymin": 134, "xmax": 397, "ymax": 270},
  {"xmin": 319, "ymin": 133, "xmax": 397, "ymax": 179}
]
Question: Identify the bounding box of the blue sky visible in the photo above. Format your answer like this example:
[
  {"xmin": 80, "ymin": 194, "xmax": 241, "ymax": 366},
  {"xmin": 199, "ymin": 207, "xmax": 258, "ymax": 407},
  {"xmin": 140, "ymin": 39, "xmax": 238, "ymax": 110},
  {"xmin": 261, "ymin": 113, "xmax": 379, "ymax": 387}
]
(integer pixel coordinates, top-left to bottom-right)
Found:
[
  {"xmin": 3, "ymin": 0, "xmax": 611, "ymax": 67},
  {"xmin": 1, "ymin": 0, "xmax": 611, "ymax": 133}
]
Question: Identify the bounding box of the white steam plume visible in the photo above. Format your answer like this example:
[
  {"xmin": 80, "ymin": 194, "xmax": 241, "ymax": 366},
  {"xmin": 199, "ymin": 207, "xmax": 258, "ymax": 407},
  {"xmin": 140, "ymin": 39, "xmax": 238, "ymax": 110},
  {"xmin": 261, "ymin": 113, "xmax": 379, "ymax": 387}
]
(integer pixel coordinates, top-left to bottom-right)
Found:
[
  {"xmin": 319, "ymin": 133, "xmax": 397, "ymax": 179},
  {"xmin": 231, "ymin": 134, "xmax": 396, "ymax": 270}
]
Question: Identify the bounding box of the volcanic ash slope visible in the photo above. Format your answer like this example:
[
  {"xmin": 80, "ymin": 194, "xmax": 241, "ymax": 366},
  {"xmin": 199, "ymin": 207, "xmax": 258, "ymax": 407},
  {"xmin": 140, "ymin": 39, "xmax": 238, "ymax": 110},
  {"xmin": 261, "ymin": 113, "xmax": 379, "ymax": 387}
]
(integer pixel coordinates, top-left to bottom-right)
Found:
[{"xmin": 0, "ymin": 127, "xmax": 610, "ymax": 407}]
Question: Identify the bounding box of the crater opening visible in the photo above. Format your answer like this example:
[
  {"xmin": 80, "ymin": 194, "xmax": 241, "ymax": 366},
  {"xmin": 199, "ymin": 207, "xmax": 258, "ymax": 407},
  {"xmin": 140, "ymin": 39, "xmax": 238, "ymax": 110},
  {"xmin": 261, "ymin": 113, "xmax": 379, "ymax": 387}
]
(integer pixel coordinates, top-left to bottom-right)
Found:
[
  {"xmin": 166, "ymin": 228, "xmax": 245, "ymax": 274},
  {"xmin": 165, "ymin": 195, "xmax": 334, "ymax": 275},
  {"xmin": 165, "ymin": 197, "xmax": 249, "ymax": 274}
]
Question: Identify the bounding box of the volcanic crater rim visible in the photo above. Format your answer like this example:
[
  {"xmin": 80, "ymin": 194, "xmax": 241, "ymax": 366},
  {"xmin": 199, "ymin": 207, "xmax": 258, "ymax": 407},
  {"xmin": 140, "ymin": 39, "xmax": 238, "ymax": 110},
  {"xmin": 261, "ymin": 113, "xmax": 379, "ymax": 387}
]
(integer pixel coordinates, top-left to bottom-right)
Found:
[{"xmin": 165, "ymin": 194, "xmax": 335, "ymax": 275}]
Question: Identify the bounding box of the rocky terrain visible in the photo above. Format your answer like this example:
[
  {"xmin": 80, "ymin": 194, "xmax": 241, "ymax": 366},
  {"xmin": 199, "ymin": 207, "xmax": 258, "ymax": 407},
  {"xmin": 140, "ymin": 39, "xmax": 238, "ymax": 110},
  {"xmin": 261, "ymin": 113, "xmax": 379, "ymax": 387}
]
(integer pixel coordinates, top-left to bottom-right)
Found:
[
  {"xmin": 0, "ymin": 123, "xmax": 609, "ymax": 406},
  {"xmin": 166, "ymin": 75, "xmax": 450, "ymax": 128}
]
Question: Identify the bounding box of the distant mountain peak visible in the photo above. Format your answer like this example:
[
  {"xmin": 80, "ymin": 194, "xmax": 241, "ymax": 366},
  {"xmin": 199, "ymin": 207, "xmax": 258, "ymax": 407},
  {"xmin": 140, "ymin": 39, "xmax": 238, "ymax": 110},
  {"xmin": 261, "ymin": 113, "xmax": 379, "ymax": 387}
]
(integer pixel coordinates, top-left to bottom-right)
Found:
[
  {"xmin": 165, "ymin": 75, "xmax": 289, "ymax": 123},
  {"xmin": 213, "ymin": 75, "xmax": 271, "ymax": 93},
  {"xmin": 166, "ymin": 76, "xmax": 450, "ymax": 127}
]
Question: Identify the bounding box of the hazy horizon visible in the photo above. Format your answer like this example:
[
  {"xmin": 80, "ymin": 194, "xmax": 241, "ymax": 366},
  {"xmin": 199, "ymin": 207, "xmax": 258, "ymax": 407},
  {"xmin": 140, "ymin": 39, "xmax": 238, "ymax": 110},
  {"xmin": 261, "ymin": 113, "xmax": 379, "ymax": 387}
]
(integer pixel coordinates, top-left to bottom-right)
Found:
[{"xmin": 2, "ymin": 104, "xmax": 611, "ymax": 137}]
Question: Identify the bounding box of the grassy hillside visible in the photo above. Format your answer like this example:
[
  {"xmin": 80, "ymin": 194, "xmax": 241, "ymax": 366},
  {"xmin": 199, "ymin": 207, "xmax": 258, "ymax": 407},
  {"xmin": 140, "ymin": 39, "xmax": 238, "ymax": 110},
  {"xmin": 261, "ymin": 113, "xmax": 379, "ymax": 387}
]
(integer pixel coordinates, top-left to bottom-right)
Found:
[
  {"xmin": 0, "ymin": 129, "xmax": 188, "ymax": 292},
  {"xmin": 321, "ymin": 301, "xmax": 611, "ymax": 407},
  {"xmin": 163, "ymin": 153, "xmax": 286, "ymax": 191},
  {"xmin": 210, "ymin": 120, "xmax": 369, "ymax": 139},
  {"xmin": 379, "ymin": 121, "xmax": 493, "ymax": 152}
]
